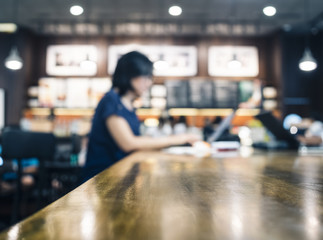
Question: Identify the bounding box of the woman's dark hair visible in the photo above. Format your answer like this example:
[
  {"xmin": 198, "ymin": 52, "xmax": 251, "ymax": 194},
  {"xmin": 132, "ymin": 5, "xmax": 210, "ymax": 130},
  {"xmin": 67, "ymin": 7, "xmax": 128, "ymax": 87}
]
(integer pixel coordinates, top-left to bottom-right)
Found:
[{"xmin": 112, "ymin": 51, "xmax": 153, "ymax": 96}]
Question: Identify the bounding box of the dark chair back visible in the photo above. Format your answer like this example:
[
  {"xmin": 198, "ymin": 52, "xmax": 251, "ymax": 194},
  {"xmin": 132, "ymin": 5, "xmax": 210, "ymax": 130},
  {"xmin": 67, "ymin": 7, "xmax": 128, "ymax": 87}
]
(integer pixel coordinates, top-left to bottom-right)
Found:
[
  {"xmin": 2, "ymin": 129, "xmax": 56, "ymax": 160},
  {"xmin": 1, "ymin": 128, "xmax": 56, "ymax": 223}
]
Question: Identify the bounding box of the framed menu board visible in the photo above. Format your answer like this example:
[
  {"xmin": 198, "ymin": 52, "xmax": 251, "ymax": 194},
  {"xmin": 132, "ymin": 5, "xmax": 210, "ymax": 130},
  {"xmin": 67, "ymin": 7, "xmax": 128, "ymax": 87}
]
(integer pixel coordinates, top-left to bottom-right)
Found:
[
  {"xmin": 188, "ymin": 79, "xmax": 213, "ymax": 108},
  {"xmin": 208, "ymin": 46, "xmax": 259, "ymax": 77},
  {"xmin": 108, "ymin": 44, "xmax": 197, "ymax": 77},
  {"xmin": 165, "ymin": 80, "xmax": 189, "ymax": 108},
  {"xmin": 213, "ymin": 80, "xmax": 239, "ymax": 108},
  {"xmin": 164, "ymin": 79, "xmax": 258, "ymax": 109},
  {"xmin": 46, "ymin": 45, "xmax": 98, "ymax": 76}
]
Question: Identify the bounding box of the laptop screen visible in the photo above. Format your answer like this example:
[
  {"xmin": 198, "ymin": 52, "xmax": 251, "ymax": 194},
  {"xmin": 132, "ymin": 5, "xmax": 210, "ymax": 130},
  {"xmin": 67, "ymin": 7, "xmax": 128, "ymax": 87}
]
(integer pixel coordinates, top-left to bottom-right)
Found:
[
  {"xmin": 207, "ymin": 110, "xmax": 236, "ymax": 143},
  {"xmin": 255, "ymin": 111, "xmax": 299, "ymax": 149}
]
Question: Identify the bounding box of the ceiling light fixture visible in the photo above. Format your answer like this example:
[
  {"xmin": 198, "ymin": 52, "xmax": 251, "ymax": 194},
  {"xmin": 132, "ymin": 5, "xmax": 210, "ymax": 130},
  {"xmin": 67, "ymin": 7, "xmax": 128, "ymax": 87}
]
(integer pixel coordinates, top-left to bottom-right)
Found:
[
  {"xmin": 70, "ymin": 5, "xmax": 84, "ymax": 16},
  {"xmin": 227, "ymin": 0, "xmax": 242, "ymax": 71},
  {"xmin": 153, "ymin": 60, "xmax": 169, "ymax": 71},
  {"xmin": 80, "ymin": 56, "xmax": 97, "ymax": 71},
  {"xmin": 169, "ymin": 6, "xmax": 182, "ymax": 16},
  {"xmin": 227, "ymin": 54, "xmax": 242, "ymax": 70},
  {"xmin": 5, "ymin": 47, "xmax": 23, "ymax": 70},
  {"xmin": 80, "ymin": 0, "xmax": 97, "ymax": 72},
  {"xmin": 4, "ymin": 0, "xmax": 23, "ymax": 71},
  {"xmin": 263, "ymin": 6, "xmax": 276, "ymax": 16},
  {"xmin": 299, "ymin": 0, "xmax": 317, "ymax": 72},
  {"xmin": 299, "ymin": 47, "xmax": 317, "ymax": 71}
]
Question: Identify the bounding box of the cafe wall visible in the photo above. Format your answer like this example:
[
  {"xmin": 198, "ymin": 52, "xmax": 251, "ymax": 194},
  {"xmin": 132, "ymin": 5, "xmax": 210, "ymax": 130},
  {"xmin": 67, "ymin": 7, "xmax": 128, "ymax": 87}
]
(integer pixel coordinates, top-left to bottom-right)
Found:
[{"xmin": 1, "ymin": 30, "xmax": 282, "ymax": 126}]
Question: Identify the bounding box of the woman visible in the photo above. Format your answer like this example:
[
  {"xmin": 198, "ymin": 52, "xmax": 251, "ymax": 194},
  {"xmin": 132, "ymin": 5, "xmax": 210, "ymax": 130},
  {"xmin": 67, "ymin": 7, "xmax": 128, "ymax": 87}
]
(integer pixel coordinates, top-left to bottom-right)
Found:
[{"xmin": 82, "ymin": 51, "xmax": 199, "ymax": 181}]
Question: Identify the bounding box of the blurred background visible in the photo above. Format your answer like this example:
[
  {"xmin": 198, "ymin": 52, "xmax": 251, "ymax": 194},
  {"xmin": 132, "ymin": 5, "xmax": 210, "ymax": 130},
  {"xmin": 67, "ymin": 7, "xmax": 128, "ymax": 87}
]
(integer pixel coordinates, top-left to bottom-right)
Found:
[{"xmin": 1, "ymin": 0, "xmax": 323, "ymax": 230}]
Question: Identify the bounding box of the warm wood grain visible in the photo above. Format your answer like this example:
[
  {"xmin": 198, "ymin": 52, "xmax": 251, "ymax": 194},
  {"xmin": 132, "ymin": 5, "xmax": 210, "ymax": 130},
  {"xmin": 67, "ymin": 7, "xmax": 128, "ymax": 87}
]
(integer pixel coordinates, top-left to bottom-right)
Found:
[{"xmin": 0, "ymin": 149, "xmax": 322, "ymax": 240}]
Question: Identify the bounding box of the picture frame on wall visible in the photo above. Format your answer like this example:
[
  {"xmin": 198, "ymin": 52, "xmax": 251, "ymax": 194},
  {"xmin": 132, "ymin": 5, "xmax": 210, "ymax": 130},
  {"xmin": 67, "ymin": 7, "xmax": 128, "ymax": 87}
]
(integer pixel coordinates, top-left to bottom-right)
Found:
[
  {"xmin": 108, "ymin": 44, "xmax": 197, "ymax": 76},
  {"xmin": 46, "ymin": 45, "xmax": 98, "ymax": 76},
  {"xmin": 208, "ymin": 46, "xmax": 259, "ymax": 77}
]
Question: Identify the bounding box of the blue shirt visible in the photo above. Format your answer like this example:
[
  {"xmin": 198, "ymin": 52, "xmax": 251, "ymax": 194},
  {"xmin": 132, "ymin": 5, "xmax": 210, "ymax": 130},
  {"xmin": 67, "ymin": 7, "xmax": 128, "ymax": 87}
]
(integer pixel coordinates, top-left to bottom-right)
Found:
[{"xmin": 82, "ymin": 89, "xmax": 140, "ymax": 182}]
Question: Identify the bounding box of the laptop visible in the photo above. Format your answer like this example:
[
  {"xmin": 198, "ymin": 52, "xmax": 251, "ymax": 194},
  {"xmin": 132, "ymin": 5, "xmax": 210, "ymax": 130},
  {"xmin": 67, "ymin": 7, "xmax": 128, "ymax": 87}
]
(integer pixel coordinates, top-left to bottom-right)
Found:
[
  {"xmin": 207, "ymin": 110, "xmax": 236, "ymax": 143},
  {"xmin": 254, "ymin": 111, "xmax": 300, "ymax": 149}
]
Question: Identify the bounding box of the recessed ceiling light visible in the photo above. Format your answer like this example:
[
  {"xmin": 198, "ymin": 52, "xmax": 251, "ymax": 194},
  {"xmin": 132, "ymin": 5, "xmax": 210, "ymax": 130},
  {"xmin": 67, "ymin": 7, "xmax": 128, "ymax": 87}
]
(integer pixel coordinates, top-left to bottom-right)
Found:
[
  {"xmin": 169, "ymin": 6, "xmax": 182, "ymax": 16},
  {"xmin": 70, "ymin": 5, "xmax": 84, "ymax": 16},
  {"xmin": 263, "ymin": 6, "xmax": 276, "ymax": 16}
]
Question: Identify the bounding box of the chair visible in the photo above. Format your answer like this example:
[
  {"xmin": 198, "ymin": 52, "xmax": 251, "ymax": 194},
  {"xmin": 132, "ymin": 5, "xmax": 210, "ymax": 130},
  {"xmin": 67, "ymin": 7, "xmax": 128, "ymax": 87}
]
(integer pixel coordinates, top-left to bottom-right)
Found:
[
  {"xmin": 1, "ymin": 128, "xmax": 56, "ymax": 223},
  {"xmin": 48, "ymin": 134, "xmax": 82, "ymax": 200}
]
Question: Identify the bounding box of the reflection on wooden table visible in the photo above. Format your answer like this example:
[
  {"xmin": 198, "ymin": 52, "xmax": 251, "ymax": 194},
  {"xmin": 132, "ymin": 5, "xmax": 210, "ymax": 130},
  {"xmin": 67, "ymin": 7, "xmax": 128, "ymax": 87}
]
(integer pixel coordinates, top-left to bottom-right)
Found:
[{"xmin": 0, "ymin": 149, "xmax": 322, "ymax": 240}]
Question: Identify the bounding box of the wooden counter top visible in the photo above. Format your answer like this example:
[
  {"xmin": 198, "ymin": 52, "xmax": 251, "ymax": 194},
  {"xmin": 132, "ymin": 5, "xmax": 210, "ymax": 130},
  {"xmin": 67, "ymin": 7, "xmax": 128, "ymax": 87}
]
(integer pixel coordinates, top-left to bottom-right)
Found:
[{"xmin": 0, "ymin": 149, "xmax": 322, "ymax": 239}]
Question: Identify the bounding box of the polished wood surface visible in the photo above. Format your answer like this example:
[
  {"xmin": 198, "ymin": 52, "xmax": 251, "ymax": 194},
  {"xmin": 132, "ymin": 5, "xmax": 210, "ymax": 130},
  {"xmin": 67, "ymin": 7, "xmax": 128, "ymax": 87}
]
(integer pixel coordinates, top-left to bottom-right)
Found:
[{"xmin": 0, "ymin": 148, "xmax": 322, "ymax": 240}]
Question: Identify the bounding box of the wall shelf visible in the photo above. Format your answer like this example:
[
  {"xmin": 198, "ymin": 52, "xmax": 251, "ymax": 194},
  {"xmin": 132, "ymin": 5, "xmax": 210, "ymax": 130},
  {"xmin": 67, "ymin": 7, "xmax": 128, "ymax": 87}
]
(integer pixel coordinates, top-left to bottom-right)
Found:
[
  {"xmin": 23, "ymin": 107, "xmax": 274, "ymax": 134},
  {"xmin": 25, "ymin": 107, "xmax": 261, "ymax": 118}
]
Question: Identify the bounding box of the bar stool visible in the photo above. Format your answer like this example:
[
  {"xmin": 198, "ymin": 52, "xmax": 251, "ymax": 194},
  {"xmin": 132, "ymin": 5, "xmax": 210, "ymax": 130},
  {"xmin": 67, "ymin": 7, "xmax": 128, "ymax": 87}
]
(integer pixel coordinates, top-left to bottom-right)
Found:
[{"xmin": 1, "ymin": 128, "xmax": 56, "ymax": 223}]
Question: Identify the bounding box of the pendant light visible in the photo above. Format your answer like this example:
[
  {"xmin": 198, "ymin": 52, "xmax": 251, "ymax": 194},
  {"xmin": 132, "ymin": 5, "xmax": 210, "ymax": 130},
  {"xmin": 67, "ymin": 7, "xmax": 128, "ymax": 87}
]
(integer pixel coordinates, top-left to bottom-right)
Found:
[
  {"xmin": 228, "ymin": 53, "xmax": 242, "ymax": 69},
  {"xmin": 227, "ymin": 0, "xmax": 242, "ymax": 70},
  {"xmin": 299, "ymin": 0, "xmax": 317, "ymax": 72},
  {"xmin": 80, "ymin": 0, "xmax": 97, "ymax": 72},
  {"xmin": 5, "ymin": 47, "xmax": 23, "ymax": 70},
  {"xmin": 80, "ymin": 54, "xmax": 97, "ymax": 71},
  {"xmin": 4, "ymin": 0, "xmax": 23, "ymax": 71},
  {"xmin": 299, "ymin": 47, "xmax": 317, "ymax": 71}
]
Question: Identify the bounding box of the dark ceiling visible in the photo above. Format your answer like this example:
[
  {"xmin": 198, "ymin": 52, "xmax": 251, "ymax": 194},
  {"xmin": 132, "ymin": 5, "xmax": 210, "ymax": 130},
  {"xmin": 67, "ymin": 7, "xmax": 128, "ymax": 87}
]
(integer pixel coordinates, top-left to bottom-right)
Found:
[{"xmin": 1, "ymin": 0, "xmax": 323, "ymax": 36}]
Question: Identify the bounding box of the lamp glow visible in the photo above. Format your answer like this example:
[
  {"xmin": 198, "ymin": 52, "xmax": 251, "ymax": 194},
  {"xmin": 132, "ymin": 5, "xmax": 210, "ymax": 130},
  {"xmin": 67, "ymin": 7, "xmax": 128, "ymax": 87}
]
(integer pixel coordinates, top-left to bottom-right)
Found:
[
  {"xmin": 70, "ymin": 5, "xmax": 84, "ymax": 16},
  {"xmin": 227, "ymin": 54, "xmax": 242, "ymax": 69},
  {"xmin": 263, "ymin": 6, "xmax": 276, "ymax": 16},
  {"xmin": 80, "ymin": 54, "xmax": 97, "ymax": 71},
  {"xmin": 0, "ymin": 23, "xmax": 17, "ymax": 33},
  {"xmin": 5, "ymin": 47, "xmax": 23, "ymax": 70},
  {"xmin": 80, "ymin": 59, "xmax": 97, "ymax": 71},
  {"xmin": 153, "ymin": 60, "xmax": 169, "ymax": 71},
  {"xmin": 290, "ymin": 126, "xmax": 298, "ymax": 135},
  {"xmin": 169, "ymin": 6, "xmax": 182, "ymax": 16},
  {"xmin": 299, "ymin": 48, "xmax": 317, "ymax": 71}
]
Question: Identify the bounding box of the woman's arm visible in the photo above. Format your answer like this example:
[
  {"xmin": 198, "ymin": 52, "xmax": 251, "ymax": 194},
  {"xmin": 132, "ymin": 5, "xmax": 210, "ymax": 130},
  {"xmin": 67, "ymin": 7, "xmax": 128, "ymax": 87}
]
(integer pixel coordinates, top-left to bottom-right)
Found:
[
  {"xmin": 106, "ymin": 115, "xmax": 200, "ymax": 152},
  {"xmin": 297, "ymin": 135, "xmax": 322, "ymax": 146}
]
